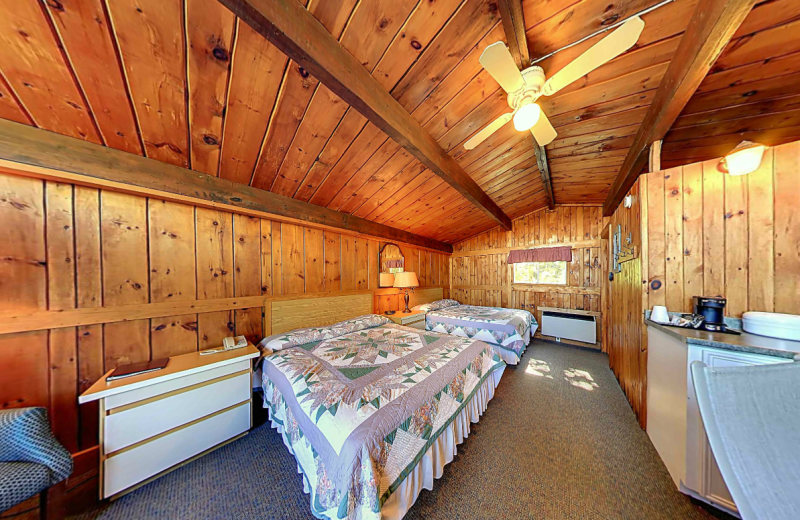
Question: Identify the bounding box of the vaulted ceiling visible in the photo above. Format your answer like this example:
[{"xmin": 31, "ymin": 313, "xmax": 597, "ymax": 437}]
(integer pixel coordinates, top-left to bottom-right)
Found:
[{"xmin": 0, "ymin": 0, "xmax": 796, "ymax": 243}]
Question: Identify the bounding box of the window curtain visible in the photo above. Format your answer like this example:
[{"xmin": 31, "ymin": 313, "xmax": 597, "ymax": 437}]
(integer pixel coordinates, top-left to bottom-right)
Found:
[
  {"xmin": 386, "ymin": 258, "xmax": 404, "ymax": 269},
  {"xmin": 507, "ymin": 246, "xmax": 572, "ymax": 264}
]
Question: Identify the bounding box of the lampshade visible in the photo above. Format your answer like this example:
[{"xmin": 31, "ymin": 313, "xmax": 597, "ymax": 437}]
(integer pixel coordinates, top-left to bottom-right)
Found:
[
  {"xmin": 379, "ymin": 272, "xmax": 395, "ymax": 287},
  {"xmin": 393, "ymin": 271, "xmax": 419, "ymax": 289},
  {"xmin": 718, "ymin": 141, "xmax": 766, "ymax": 176},
  {"xmin": 513, "ymin": 102, "xmax": 541, "ymax": 131}
]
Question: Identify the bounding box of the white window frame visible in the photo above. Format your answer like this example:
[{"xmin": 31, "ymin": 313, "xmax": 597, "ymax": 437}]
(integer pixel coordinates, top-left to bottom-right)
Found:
[{"xmin": 512, "ymin": 261, "xmax": 568, "ymax": 285}]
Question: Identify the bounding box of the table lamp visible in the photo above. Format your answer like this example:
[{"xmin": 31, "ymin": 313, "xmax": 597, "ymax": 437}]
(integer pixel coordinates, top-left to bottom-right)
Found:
[
  {"xmin": 393, "ymin": 272, "xmax": 419, "ymax": 313},
  {"xmin": 379, "ymin": 272, "xmax": 395, "ymax": 288}
]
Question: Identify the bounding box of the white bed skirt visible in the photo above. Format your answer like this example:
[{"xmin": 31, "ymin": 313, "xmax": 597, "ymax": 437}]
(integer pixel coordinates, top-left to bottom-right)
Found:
[
  {"xmin": 492, "ymin": 324, "xmax": 535, "ymax": 366},
  {"xmin": 268, "ymin": 365, "xmax": 505, "ymax": 520}
]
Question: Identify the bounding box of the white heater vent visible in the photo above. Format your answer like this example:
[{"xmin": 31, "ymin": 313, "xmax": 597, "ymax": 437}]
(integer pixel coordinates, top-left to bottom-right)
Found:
[{"xmin": 541, "ymin": 311, "xmax": 596, "ymax": 344}]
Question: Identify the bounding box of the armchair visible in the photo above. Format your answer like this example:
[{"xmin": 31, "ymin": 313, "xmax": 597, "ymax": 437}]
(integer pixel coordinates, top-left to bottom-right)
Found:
[{"xmin": 0, "ymin": 408, "xmax": 73, "ymax": 514}]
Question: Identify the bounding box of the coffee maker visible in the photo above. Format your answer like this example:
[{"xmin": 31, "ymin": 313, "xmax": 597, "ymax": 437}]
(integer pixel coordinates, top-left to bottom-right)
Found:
[{"xmin": 693, "ymin": 296, "xmax": 727, "ymax": 332}]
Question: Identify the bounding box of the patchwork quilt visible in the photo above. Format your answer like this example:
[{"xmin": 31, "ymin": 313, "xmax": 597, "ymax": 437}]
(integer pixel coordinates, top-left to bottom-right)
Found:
[
  {"xmin": 260, "ymin": 314, "xmax": 390, "ymax": 352},
  {"xmin": 425, "ymin": 305, "xmax": 537, "ymax": 364},
  {"xmin": 261, "ymin": 321, "xmax": 504, "ymax": 519}
]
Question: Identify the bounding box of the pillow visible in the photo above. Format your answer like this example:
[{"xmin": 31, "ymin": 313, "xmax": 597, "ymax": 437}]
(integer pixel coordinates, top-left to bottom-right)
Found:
[
  {"xmin": 257, "ymin": 314, "xmax": 390, "ymax": 353},
  {"xmin": 412, "ymin": 299, "xmax": 460, "ymax": 312}
]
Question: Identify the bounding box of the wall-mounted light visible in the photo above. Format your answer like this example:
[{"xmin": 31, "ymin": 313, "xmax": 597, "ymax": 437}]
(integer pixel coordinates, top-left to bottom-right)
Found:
[
  {"xmin": 718, "ymin": 141, "xmax": 766, "ymax": 176},
  {"xmin": 623, "ymin": 194, "xmax": 634, "ymax": 208}
]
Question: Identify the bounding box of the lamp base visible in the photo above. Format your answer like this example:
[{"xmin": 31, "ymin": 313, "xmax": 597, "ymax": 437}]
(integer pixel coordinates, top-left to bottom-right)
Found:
[{"xmin": 402, "ymin": 290, "xmax": 411, "ymax": 313}]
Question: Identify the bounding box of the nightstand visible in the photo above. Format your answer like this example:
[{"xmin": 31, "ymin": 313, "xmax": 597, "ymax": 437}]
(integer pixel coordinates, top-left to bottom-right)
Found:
[{"xmin": 387, "ymin": 310, "xmax": 426, "ymax": 330}]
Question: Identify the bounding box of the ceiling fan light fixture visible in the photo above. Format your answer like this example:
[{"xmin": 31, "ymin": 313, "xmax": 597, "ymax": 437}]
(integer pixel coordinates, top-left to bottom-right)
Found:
[{"xmin": 513, "ymin": 102, "xmax": 541, "ymax": 132}]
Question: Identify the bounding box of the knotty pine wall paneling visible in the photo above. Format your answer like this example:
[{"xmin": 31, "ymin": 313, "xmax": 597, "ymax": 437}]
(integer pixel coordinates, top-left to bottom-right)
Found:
[
  {"xmin": 643, "ymin": 140, "xmax": 800, "ymax": 317},
  {"xmin": 451, "ymin": 206, "xmax": 606, "ymax": 349},
  {"xmin": 0, "ymin": 171, "xmax": 450, "ymax": 510},
  {"xmin": 606, "ymin": 179, "xmax": 646, "ymax": 428},
  {"xmin": 606, "ymin": 140, "xmax": 800, "ymax": 429}
]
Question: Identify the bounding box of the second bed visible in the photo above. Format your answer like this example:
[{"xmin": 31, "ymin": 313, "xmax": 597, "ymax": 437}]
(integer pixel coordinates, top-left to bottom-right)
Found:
[{"xmin": 415, "ymin": 299, "xmax": 537, "ymax": 365}]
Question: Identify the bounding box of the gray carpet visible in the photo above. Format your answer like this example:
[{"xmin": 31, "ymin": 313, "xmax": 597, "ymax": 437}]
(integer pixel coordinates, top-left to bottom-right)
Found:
[{"xmin": 77, "ymin": 341, "xmax": 727, "ymax": 519}]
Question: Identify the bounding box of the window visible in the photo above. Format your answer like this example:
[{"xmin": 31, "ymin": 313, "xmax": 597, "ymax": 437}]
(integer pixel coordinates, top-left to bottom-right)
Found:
[{"xmin": 513, "ymin": 261, "xmax": 567, "ymax": 285}]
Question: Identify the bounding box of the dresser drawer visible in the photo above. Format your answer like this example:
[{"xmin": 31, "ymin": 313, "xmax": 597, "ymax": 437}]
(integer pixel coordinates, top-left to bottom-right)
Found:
[
  {"xmin": 104, "ymin": 359, "xmax": 251, "ymax": 409},
  {"xmin": 104, "ymin": 371, "xmax": 250, "ymax": 453},
  {"xmin": 104, "ymin": 402, "xmax": 250, "ymax": 498}
]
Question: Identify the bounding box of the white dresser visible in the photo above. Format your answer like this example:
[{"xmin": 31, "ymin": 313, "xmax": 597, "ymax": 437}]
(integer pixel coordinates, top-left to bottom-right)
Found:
[{"xmin": 79, "ymin": 346, "xmax": 259, "ymax": 499}]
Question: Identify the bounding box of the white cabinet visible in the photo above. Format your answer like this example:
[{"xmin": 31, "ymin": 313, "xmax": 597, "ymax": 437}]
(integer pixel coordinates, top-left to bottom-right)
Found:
[
  {"xmin": 684, "ymin": 346, "xmax": 791, "ymax": 514},
  {"xmin": 646, "ymin": 327, "xmax": 688, "ymax": 489},
  {"xmin": 646, "ymin": 325, "xmax": 794, "ymax": 516}
]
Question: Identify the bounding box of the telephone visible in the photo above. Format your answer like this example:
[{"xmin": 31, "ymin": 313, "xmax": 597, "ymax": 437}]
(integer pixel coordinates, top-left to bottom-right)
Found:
[
  {"xmin": 200, "ymin": 335, "xmax": 248, "ymax": 355},
  {"xmin": 223, "ymin": 335, "xmax": 248, "ymax": 350}
]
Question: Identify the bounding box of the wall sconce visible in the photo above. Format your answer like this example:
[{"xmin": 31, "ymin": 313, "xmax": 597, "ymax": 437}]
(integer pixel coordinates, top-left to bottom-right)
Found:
[
  {"xmin": 623, "ymin": 194, "xmax": 634, "ymax": 208},
  {"xmin": 718, "ymin": 141, "xmax": 766, "ymax": 176}
]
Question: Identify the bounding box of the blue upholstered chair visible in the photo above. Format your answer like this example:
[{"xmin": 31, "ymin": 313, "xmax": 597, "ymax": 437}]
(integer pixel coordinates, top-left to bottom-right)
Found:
[{"xmin": 0, "ymin": 407, "xmax": 73, "ymax": 514}]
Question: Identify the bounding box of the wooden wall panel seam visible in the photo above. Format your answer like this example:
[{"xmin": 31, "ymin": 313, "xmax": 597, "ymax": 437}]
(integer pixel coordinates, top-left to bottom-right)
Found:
[
  {"xmin": 38, "ymin": 1, "xmax": 105, "ymax": 148},
  {"xmin": 97, "ymin": 0, "xmax": 148, "ymax": 157}
]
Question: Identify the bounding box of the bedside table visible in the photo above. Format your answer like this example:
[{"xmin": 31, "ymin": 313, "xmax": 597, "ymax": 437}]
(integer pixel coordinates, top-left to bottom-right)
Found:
[{"xmin": 387, "ymin": 310, "xmax": 426, "ymax": 329}]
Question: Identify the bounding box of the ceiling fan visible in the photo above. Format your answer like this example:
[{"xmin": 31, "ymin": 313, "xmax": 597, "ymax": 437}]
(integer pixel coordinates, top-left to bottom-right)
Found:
[{"xmin": 464, "ymin": 16, "xmax": 646, "ymax": 150}]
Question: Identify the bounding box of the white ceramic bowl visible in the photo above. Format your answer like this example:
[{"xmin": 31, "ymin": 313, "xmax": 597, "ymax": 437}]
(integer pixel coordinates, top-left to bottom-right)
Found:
[{"xmin": 742, "ymin": 312, "xmax": 800, "ymax": 341}]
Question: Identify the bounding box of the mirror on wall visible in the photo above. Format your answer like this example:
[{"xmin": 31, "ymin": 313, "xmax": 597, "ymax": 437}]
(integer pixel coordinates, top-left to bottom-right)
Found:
[{"xmin": 379, "ymin": 243, "xmax": 404, "ymax": 287}]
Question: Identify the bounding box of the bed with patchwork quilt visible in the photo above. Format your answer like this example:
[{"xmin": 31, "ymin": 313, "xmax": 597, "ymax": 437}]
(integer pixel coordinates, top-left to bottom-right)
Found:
[
  {"xmin": 258, "ymin": 314, "xmax": 505, "ymax": 520},
  {"xmin": 415, "ymin": 300, "xmax": 537, "ymax": 365}
]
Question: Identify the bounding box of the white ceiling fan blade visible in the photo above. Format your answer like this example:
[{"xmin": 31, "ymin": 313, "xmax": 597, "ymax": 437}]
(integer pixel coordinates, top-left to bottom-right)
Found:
[
  {"xmin": 464, "ymin": 113, "xmax": 513, "ymax": 150},
  {"xmin": 542, "ymin": 16, "xmax": 645, "ymax": 97},
  {"xmin": 530, "ymin": 111, "xmax": 557, "ymax": 146},
  {"xmin": 479, "ymin": 42, "xmax": 525, "ymax": 94}
]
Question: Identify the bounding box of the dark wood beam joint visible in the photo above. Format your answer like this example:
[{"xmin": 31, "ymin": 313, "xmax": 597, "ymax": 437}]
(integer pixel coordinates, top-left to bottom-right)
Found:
[
  {"xmin": 219, "ymin": 0, "xmax": 512, "ymax": 230},
  {"xmin": 532, "ymin": 141, "xmax": 555, "ymax": 210},
  {"xmin": 497, "ymin": 0, "xmax": 530, "ymax": 69},
  {"xmin": 602, "ymin": 0, "xmax": 756, "ymax": 216},
  {"xmin": 0, "ymin": 120, "xmax": 453, "ymax": 253}
]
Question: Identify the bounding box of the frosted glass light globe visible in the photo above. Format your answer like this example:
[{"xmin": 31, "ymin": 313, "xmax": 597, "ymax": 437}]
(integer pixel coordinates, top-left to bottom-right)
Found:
[{"xmin": 513, "ymin": 103, "xmax": 541, "ymax": 131}]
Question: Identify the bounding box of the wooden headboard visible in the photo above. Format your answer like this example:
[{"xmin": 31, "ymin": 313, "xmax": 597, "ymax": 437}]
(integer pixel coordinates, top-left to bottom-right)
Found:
[
  {"xmin": 408, "ymin": 287, "xmax": 444, "ymax": 309},
  {"xmin": 265, "ymin": 292, "xmax": 374, "ymax": 336}
]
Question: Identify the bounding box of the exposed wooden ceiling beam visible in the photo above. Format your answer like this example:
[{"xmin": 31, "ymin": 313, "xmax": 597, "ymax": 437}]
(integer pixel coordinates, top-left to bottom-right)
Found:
[
  {"xmin": 497, "ymin": 0, "xmax": 555, "ymax": 210},
  {"xmin": 497, "ymin": 0, "xmax": 530, "ymax": 69},
  {"xmin": 218, "ymin": 0, "xmax": 512, "ymax": 231},
  {"xmin": 649, "ymin": 140, "xmax": 662, "ymax": 172},
  {"xmin": 532, "ymin": 140, "xmax": 555, "ymax": 210},
  {"xmin": 602, "ymin": 0, "xmax": 756, "ymax": 216},
  {"xmin": 0, "ymin": 120, "xmax": 453, "ymax": 253}
]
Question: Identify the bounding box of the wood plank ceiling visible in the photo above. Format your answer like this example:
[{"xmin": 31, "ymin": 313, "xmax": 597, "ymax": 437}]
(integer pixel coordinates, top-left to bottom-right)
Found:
[{"xmin": 0, "ymin": 0, "xmax": 795, "ymax": 243}]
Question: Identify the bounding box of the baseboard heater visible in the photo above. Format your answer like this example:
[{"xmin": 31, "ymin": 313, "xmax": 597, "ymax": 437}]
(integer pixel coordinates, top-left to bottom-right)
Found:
[{"xmin": 541, "ymin": 311, "xmax": 597, "ymax": 344}]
